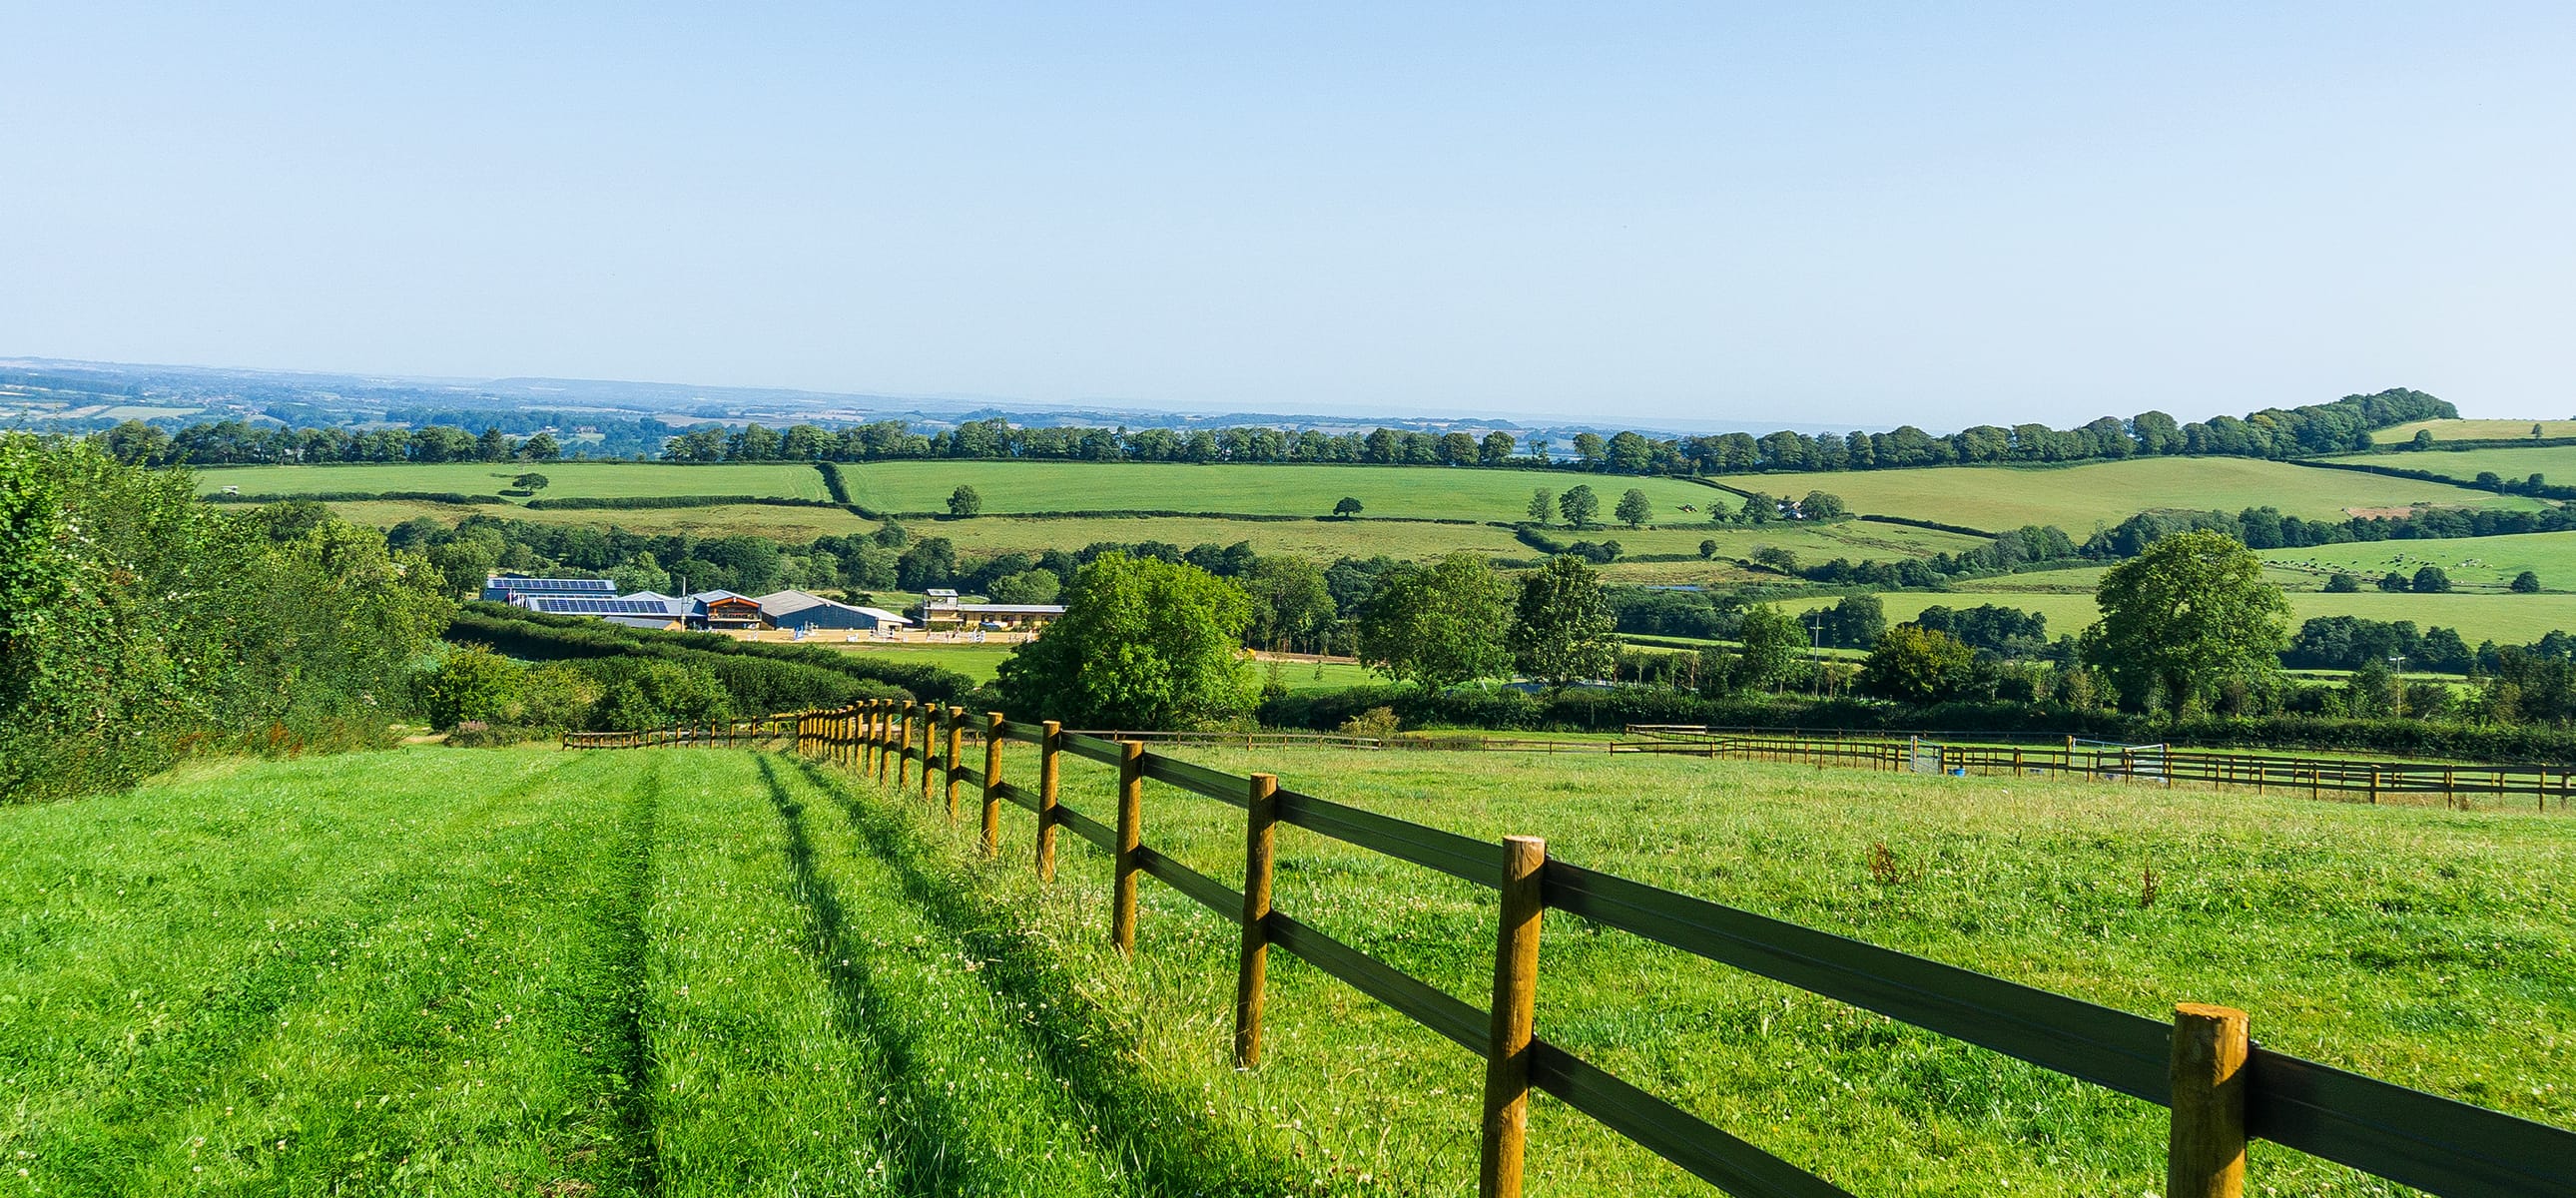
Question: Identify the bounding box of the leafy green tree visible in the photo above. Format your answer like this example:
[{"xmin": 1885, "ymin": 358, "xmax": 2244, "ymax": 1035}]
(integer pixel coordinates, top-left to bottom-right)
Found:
[
  {"xmin": 1859, "ymin": 625, "xmax": 1973, "ymax": 704},
  {"xmin": 1732, "ymin": 603, "xmax": 1806, "ymax": 692},
  {"xmin": 2085, "ymin": 530, "xmax": 2288, "ymax": 713},
  {"xmin": 2513, "ymin": 570, "xmax": 2543, "ymax": 593},
  {"xmin": 994, "ymin": 553, "xmax": 1257, "ymax": 728},
  {"xmin": 1334, "ymin": 496, "xmax": 1364, "ymax": 518},
  {"xmin": 590, "ymin": 660, "xmax": 734, "ymax": 730},
  {"xmin": 420, "ymin": 646, "xmax": 527, "ymax": 728},
  {"xmin": 1526, "ymin": 488, "xmax": 1555, "ymax": 525},
  {"xmin": 476, "ymin": 426, "xmax": 512, "ymax": 462},
  {"xmin": 985, "ymin": 569, "xmax": 1061, "ymax": 605},
  {"xmin": 1800, "ymin": 490, "xmax": 1848, "ymax": 519},
  {"xmin": 1507, "ymin": 556, "xmax": 1616, "ymax": 690},
  {"xmin": 1738, "ymin": 492, "xmax": 1776, "ymax": 523},
  {"xmin": 1614, "ymin": 488, "xmax": 1652, "ymax": 528},
  {"xmin": 948, "ymin": 484, "xmax": 983, "ymax": 517},
  {"xmin": 96, "ymin": 419, "xmax": 171, "ymax": 464},
  {"xmin": 1557, "ymin": 484, "xmax": 1599, "ymax": 528},
  {"xmin": 1243, "ymin": 555, "xmax": 1336, "ymax": 650},
  {"xmin": 2412, "ymin": 566, "xmax": 2452, "ymax": 593},
  {"xmin": 2410, "ymin": 429, "xmax": 2434, "ymax": 450},
  {"xmin": 1698, "ymin": 539, "xmax": 1718, "ymax": 559},
  {"xmin": 1481, "ymin": 431, "xmax": 1518, "ymax": 464},
  {"xmin": 511, "ymin": 472, "xmax": 551, "ymax": 491},
  {"xmin": 2377, "ymin": 571, "xmax": 2410, "ymax": 592},
  {"xmin": 1356, "ymin": 553, "xmax": 1513, "ymax": 690},
  {"xmin": 520, "ymin": 431, "xmax": 562, "ymax": 461},
  {"xmin": 2323, "ymin": 572, "xmax": 2360, "ymax": 593}
]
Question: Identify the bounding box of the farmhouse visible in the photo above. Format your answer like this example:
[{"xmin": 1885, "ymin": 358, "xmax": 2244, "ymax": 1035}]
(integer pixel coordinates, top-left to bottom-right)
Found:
[
  {"xmin": 756, "ymin": 590, "xmax": 911, "ymax": 632},
  {"xmin": 918, "ymin": 588, "xmax": 1064, "ymax": 630}
]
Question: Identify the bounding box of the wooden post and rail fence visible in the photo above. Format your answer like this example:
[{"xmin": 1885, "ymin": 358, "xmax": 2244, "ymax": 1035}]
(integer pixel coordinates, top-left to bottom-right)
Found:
[{"xmin": 559, "ymin": 698, "xmax": 2573, "ymax": 1198}]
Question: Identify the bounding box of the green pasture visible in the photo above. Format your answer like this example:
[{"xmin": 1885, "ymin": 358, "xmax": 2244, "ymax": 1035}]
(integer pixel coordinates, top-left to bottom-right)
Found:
[
  {"xmin": 1573, "ymin": 520, "xmax": 1989, "ymax": 562},
  {"xmin": 834, "ymin": 460, "xmax": 1719, "ymax": 523},
  {"xmin": 906, "ymin": 512, "xmax": 1533, "ymax": 561},
  {"xmin": 11, "ymin": 742, "xmax": 2572, "ymax": 1195},
  {"xmin": 839, "ymin": 739, "xmax": 2575, "ymax": 1195},
  {"xmin": 2260, "ymin": 530, "xmax": 2576, "ymax": 593},
  {"xmin": 2331, "ymin": 444, "xmax": 2576, "ymax": 490},
  {"xmin": 2373, "ymin": 418, "xmax": 2576, "ymax": 444},
  {"xmin": 192, "ymin": 461, "xmax": 834, "ymax": 502},
  {"xmin": 1786, "ymin": 587, "xmax": 2576, "ymax": 644},
  {"xmin": 324, "ymin": 497, "xmax": 882, "ymax": 541},
  {"xmin": 1754, "ymin": 456, "xmax": 2541, "ymax": 532}
]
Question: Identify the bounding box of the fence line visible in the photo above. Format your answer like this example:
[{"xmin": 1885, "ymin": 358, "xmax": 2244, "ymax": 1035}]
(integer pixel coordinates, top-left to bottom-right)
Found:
[
  {"xmin": 1624, "ymin": 726, "xmax": 2575, "ymax": 812},
  {"xmin": 572, "ymin": 699, "xmax": 2576, "ymax": 1198}
]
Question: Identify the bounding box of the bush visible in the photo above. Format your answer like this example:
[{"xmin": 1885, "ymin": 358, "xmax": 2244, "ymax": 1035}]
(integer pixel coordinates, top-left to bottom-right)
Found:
[
  {"xmin": 419, "ymin": 646, "xmax": 527, "ymax": 729},
  {"xmin": 1338, "ymin": 706, "xmax": 1402, "ymax": 738},
  {"xmin": 587, "ymin": 659, "xmax": 735, "ymax": 730}
]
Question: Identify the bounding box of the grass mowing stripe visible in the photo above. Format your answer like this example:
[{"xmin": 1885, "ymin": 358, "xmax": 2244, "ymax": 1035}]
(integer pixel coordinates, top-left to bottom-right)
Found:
[{"xmin": 640, "ymin": 750, "xmax": 884, "ymax": 1194}]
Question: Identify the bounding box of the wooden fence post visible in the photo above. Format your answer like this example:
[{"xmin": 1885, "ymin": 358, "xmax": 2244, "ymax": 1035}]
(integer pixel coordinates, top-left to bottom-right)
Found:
[
  {"xmin": 1112, "ymin": 740, "xmax": 1145, "ymax": 955},
  {"xmin": 1234, "ymin": 773, "xmax": 1280, "ymax": 1068},
  {"xmin": 1037, "ymin": 721, "xmax": 1062, "ymax": 882},
  {"xmin": 2168, "ymin": 1002, "xmax": 2251, "ymax": 1198},
  {"xmin": 899, "ymin": 703, "xmax": 917, "ymax": 788},
  {"xmin": 922, "ymin": 705, "xmax": 941, "ymax": 806},
  {"xmin": 1480, "ymin": 835, "xmax": 1547, "ymax": 1198},
  {"xmin": 946, "ymin": 705, "xmax": 966, "ymax": 821},
  {"xmin": 981, "ymin": 711, "xmax": 1005, "ymax": 858}
]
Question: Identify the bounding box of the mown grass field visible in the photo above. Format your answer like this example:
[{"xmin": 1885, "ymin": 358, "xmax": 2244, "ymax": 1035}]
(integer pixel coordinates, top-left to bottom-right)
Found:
[
  {"xmin": 831, "ymin": 461, "xmax": 1719, "ymax": 523},
  {"xmin": 0, "ymin": 747, "xmax": 1351, "ymax": 1196},
  {"xmin": 2373, "ymin": 418, "xmax": 2576, "ymax": 444},
  {"xmin": 1746, "ymin": 457, "xmax": 2541, "ymax": 532},
  {"xmin": 193, "ymin": 461, "xmax": 835, "ymax": 502},
  {"xmin": 855, "ymin": 739, "xmax": 2576, "ymax": 1195},
  {"xmin": 1787, "ymin": 587, "xmax": 2576, "ymax": 644}
]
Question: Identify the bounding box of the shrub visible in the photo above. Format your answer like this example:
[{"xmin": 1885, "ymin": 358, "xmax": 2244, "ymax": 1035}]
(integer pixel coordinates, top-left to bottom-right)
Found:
[{"xmin": 418, "ymin": 646, "xmax": 528, "ymax": 729}]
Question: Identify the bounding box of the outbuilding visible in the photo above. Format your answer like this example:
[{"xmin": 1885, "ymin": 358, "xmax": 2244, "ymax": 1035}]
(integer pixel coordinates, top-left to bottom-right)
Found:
[{"xmin": 757, "ymin": 590, "xmax": 912, "ymax": 632}]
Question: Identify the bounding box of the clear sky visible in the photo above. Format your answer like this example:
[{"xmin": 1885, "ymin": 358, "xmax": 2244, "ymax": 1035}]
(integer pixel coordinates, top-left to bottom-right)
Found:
[{"xmin": 4, "ymin": 2, "xmax": 2570, "ymax": 427}]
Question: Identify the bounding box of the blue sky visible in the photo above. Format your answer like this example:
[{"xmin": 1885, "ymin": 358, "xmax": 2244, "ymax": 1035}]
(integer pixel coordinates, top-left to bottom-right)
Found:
[{"xmin": 3, "ymin": 2, "xmax": 2570, "ymax": 426}]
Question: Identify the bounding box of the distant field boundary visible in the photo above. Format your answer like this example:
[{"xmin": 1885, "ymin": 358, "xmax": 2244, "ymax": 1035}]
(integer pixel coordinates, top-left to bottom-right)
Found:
[
  {"xmin": 2286, "ymin": 457, "xmax": 2576, "ymax": 501},
  {"xmin": 521, "ymin": 493, "xmax": 845, "ymax": 511},
  {"xmin": 569, "ymin": 702, "xmax": 2576, "ymax": 1198}
]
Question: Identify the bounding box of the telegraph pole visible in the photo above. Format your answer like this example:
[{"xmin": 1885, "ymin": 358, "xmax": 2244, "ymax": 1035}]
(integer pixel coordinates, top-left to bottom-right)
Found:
[{"xmin": 2387, "ymin": 653, "xmax": 2406, "ymax": 718}]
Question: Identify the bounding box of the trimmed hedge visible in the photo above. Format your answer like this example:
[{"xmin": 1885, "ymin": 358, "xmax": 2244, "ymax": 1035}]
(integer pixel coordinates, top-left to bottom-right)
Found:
[{"xmin": 448, "ymin": 603, "xmax": 988, "ymax": 708}]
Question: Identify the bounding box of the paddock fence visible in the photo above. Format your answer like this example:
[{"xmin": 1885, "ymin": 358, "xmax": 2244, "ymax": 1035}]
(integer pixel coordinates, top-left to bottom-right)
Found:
[{"xmin": 568, "ymin": 698, "xmax": 2574, "ymax": 1198}]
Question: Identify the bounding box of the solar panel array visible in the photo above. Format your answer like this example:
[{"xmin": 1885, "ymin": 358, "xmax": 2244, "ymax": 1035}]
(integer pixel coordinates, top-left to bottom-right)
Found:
[
  {"xmin": 528, "ymin": 597, "xmax": 683, "ymax": 616},
  {"xmin": 493, "ymin": 577, "xmax": 616, "ymax": 594}
]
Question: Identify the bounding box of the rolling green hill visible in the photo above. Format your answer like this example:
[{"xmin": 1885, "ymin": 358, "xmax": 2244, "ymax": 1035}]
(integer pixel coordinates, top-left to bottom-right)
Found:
[
  {"xmin": 2332, "ymin": 443, "xmax": 2576, "ymax": 489},
  {"xmin": 2259, "ymin": 529, "xmax": 2576, "ymax": 593},
  {"xmin": 193, "ymin": 460, "xmax": 834, "ymax": 501},
  {"xmin": 2372, "ymin": 418, "xmax": 2576, "ymax": 444},
  {"xmin": 1787, "ymin": 587, "xmax": 2576, "ymax": 644}
]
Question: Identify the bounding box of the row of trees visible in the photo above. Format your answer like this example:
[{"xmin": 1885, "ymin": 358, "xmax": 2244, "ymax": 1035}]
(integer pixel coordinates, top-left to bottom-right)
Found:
[
  {"xmin": 655, "ymin": 389, "xmax": 2453, "ymax": 474},
  {"xmin": 94, "ymin": 418, "xmax": 566, "ymax": 467}
]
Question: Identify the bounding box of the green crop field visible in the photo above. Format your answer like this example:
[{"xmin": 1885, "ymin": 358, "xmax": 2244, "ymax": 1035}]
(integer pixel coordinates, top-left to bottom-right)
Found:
[
  {"xmin": 1566, "ymin": 519, "xmax": 1990, "ymax": 562},
  {"xmin": 1787, "ymin": 587, "xmax": 2576, "ymax": 644},
  {"xmin": 905, "ymin": 513, "xmax": 1534, "ymax": 561},
  {"xmin": 1743, "ymin": 456, "xmax": 2542, "ymax": 532},
  {"xmin": 2260, "ymin": 530, "xmax": 2576, "ymax": 593},
  {"xmin": 17, "ymin": 743, "xmax": 2567, "ymax": 1196},
  {"xmin": 2330, "ymin": 444, "xmax": 2576, "ymax": 490},
  {"xmin": 192, "ymin": 461, "xmax": 835, "ymax": 502},
  {"xmin": 2373, "ymin": 418, "xmax": 2576, "ymax": 444},
  {"xmin": 325, "ymin": 497, "xmax": 882, "ymax": 541}
]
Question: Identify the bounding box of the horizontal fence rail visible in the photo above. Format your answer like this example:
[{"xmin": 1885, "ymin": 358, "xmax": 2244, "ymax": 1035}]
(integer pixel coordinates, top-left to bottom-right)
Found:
[
  {"xmin": 1626, "ymin": 726, "xmax": 2576, "ymax": 813},
  {"xmin": 568, "ymin": 700, "xmax": 2576, "ymax": 1198}
]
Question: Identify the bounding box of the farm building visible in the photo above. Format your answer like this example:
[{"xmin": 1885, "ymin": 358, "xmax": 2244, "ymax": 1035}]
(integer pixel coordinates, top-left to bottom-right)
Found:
[
  {"xmin": 919, "ymin": 589, "xmax": 1064, "ymax": 629},
  {"xmin": 685, "ymin": 591, "xmax": 768, "ymax": 631},
  {"xmin": 507, "ymin": 590, "xmax": 690, "ymax": 630},
  {"xmin": 756, "ymin": 590, "xmax": 911, "ymax": 631},
  {"xmin": 481, "ymin": 574, "xmax": 617, "ymax": 604}
]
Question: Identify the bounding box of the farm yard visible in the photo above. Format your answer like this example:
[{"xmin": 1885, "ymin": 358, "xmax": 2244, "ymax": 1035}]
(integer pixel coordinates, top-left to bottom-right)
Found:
[{"xmin": 9, "ymin": 740, "xmax": 2567, "ymax": 1197}]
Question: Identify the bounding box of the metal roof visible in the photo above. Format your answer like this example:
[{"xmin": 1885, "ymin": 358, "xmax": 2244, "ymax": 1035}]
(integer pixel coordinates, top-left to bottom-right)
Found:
[{"xmin": 486, "ymin": 576, "xmax": 615, "ymax": 594}]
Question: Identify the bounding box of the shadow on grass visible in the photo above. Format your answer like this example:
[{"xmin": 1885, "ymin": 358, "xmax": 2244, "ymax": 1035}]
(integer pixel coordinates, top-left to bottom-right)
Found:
[
  {"xmin": 754, "ymin": 755, "xmax": 1013, "ymax": 1196},
  {"xmin": 787, "ymin": 756, "xmax": 1310, "ymax": 1198},
  {"xmin": 607, "ymin": 754, "xmax": 664, "ymax": 1194}
]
